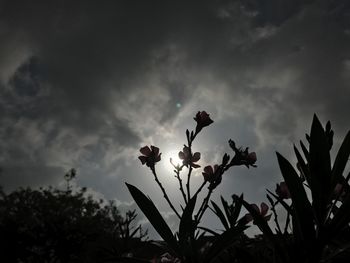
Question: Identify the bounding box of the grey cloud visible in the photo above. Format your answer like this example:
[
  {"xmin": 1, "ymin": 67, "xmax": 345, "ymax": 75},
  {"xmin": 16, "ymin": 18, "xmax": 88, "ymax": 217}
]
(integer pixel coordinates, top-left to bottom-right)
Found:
[
  {"xmin": 0, "ymin": 0, "xmax": 349, "ymax": 238},
  {"xmin": 0, "ymin": 165, "xmax": 64, "ymax": 192}
]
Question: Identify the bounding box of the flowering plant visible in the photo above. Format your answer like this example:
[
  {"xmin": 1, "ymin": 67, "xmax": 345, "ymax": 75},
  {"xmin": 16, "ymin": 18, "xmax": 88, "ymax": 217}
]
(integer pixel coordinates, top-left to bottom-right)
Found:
[
  {"xmin": 126, "ymin": 111, "xmax": 257, "ymax": 262},
  {"xmin": 240, "ymin": 115, "xmax": 350, "ymax": 263}
]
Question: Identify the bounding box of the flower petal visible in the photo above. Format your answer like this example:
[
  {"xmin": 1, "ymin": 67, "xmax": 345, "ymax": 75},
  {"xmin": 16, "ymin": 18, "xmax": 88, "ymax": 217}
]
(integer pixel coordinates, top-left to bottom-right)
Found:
[
  {"xmin": 264, "ymin": 213, "xmax": 272, "ymax": 221},
  {"xmin": 191, "ymin": 163, "xmax": 201, "ymax": 168},
  {"xmin": 247, "ymin": 152, "xmax": 257, "ymax": 163},
  {"xmin": 178, "ymin": 151, "xmax": 185, "ymax": 160},
  {"xmin": 138, "ymin": 156, "xmax": 147, "ymax": 165},
  {"xmin": 155, "ymin": 153, "xmax": 161, "ymax": 162},
  {"xmin": 251, "ymin": 203, "xmax": 259, "ymax": 213},
  {"xmin": 202, "ymin": 172, "xmax": 210, "ymax": 181},
  {"xmin": 213, "ymin": 164, "xmax": 219, "ymax": 173},
  {"xmin": 183, "ymin": 146, "xmax": 190, "ymax": 155},
  {"xmin": 140, "ymin": 146, "xmax": 151, "ymax": 156},
  {"xmin": 151, "ymin": 145, "xmax": 160, "ymax": 156},
  {"xmin": 192, "ymin": 152, "xmax": 201, "ymax": 162},
  {"xmin": 260, "ymin": 202, "xmax": 269, "ymax": 216},
  {"xmin": 204, "ymin": 165, "xmax": 214, "ymax": 175},
  {"xmin": 244, "ymin": 213, "xmax": 253, "ymax": 223}
]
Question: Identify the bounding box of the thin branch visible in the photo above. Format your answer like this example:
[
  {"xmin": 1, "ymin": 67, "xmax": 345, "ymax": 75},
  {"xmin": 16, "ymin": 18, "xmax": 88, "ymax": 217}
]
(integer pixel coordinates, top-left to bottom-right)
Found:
[
  {"xmin": 267, "ymin": 196, "xmax": 282, "ymax": 234},
  {"xmin": 284, "ymin": 210, "xmax": 291, "ymax": 235},
  {"xmin": 193, "ymin": 181, "xmax": 207, "ymax": 198},
  {"xmin": 195, "ymin": 187, "xmax": 214, "ymax": 224},
  {"xmin": 174, "ymin": 167, "xmax": 187, "ymax": 205},
  {"xmin": 151, "ymin": 167, "xmax": 181, "ymax": 219},
  {"xmin": 186, "ymin": 166, "xmax": 193, "ymax": 202}
]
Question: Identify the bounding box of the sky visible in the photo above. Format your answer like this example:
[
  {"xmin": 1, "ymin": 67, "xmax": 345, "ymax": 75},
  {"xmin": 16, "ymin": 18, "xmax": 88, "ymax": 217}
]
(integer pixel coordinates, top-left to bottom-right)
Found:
[{"xmin": 1, "ymin": 0, "xmax": 350, "ymax": 238}]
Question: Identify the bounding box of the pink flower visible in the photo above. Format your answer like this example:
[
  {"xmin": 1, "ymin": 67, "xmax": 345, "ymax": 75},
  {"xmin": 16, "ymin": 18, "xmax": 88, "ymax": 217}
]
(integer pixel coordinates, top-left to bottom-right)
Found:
[
  {"xmin": 138, "ymin": 145, "xmax": 161, "ymax": 168},
  {"xmin": 334, "ymin": 183, "xmax": 343, "ymax": 196},
  {"xmin": 275, "ymin": 182, "xmax": 291, "ymax": 199},
  {"xmin": 333, "ymin": 183, "xmax": 346, "ymax": 201},
  {"xmin": 245, "ymin": 202, "xmax": 272, "ymax": 223},
  {"xmin": 202, "ymin": 165, "xmax": 219, "ymax": 182},
  {"xmin": 194, "ymin": 111, "xmax": 213, "ymax": 134},
  {"xmin": 246, "ymin": 152, "xmax": 257, "ymax": 165},
  {"xmin": 228, "ymin": 140, "xmax": 257, "ymax": 168},
  {"xmin": 178, "ymin": 146, "xmax": 201, "ymax": 168}
]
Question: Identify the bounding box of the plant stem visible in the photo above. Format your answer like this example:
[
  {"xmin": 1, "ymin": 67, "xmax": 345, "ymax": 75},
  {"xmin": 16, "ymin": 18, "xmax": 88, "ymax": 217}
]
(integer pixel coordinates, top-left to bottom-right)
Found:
[
  {"xmin": 174, "ymin": 167, "xmax": 187, "ymax": 205},
  {"xmin": 271, "ymin": 200, "xmax": 283, "ymax": 234},
  {"xmin": 195, "ymin": 187, "xmax": 214, "ymax": 224},
  {"xmin": 193, "ymin": 181, "xmax": 207, "ymax": 198},
  {"xmin": 151, "ymin": 167, "xmax": 181, "ymax": 219},
  {"xmin": 326, "ymin": 171, "xmax": 350, "ymax": 223},
  {"xmin": 284, "ymin": 210, "xmax": 290, "ymax": 234},
  {"xmin": 186, "ymin": 166, "xmax": 193, "ymax": 202}
]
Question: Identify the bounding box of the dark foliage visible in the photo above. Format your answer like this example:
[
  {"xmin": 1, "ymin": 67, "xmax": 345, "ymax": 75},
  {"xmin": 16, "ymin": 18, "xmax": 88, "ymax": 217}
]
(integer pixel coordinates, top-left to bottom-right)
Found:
[{"xmin": 0, "ymin": 183, "xmax": 146, "ymax": 263}]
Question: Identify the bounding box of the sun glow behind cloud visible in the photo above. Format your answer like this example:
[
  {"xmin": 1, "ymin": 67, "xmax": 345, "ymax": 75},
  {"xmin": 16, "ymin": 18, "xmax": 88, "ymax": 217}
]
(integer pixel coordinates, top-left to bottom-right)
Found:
[{"xmin": 162, "ymin": 149, "xmax": 182, "ymax": 173}]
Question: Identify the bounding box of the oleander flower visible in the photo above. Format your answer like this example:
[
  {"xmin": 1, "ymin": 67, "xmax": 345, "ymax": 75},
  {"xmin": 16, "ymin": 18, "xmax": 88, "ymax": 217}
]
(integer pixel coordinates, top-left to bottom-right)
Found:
[
  {"xmin": 275, "ymin": 181, "xmax": 291, "ymax": 199},
  {"xmin": 333, "ymin": 183, "xmax": 347, "ymax": 201},
  {"xmin": 245, "ymin": 202, "xmax": 272, "ymax": 223},
  {"xmin": 138, "ymin": 145, "xmax": 161, "ymax": 168},
  {"xmin": 228, "ymin": 139, "xmax": 257, "ymax": 168},
  {"xmin": 202, "ymin": 165, "xmax": 219, "ymax": 182},
  {"xmin": 194, "ymin": 111, "xmax": 213, "ymax": 134},
  {"xmin": 202, "ymin": 165, "xmax": 222, "ymax": 189},
  {"xmin": 246, "ymin": 152, "xmax": 257, "ymax": 165},
  {"xmin": 178, "ymin": 146, "xmax": 201, "ymax": 168}
]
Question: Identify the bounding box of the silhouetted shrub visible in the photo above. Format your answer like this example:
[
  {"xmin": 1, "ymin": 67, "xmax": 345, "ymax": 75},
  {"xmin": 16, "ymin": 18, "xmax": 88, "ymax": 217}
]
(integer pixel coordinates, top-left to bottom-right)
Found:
[{"xmin": 0, "ymin": 174, "xmax": 146, "ymax": 263}]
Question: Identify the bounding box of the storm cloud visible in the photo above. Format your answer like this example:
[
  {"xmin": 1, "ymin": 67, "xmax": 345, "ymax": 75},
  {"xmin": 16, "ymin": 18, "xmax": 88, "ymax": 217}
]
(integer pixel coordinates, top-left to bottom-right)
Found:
[{"xmin": 1, "ymin": 0, "xmax": 349, "ymax": 237}]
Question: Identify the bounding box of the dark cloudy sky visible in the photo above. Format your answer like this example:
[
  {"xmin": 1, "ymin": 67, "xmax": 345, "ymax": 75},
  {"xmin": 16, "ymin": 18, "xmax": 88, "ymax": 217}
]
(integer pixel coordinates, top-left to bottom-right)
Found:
[{"xmin": 1, "ymin": 0, "xmax": 350, "ymax": 237}]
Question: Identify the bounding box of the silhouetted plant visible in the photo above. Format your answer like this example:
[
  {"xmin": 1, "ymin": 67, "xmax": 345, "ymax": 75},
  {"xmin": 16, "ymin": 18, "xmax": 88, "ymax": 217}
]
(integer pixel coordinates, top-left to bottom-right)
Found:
[
  {"xmin": 126, "ymin": 111, "xmax": 257, "ymax": 262},
  {"xmin": 239, "ymin": 114, "xmax": 350, "ymax": 263},
  {"xmin": 0, "ymin": 170, "xmax": 147, "ymax": 263}
]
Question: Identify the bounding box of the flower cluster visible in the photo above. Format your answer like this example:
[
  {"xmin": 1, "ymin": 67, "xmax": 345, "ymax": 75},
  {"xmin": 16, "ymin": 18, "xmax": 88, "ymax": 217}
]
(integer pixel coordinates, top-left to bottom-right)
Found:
[
  {"xmin": 245, "ymin": 202, "xmax": 272, "ymax": 224},
  {"xmin": 130, "ymin": 113, "xmax": 350, "ymax": 263},
  {"xmin": 228, "ymin": 139, "xmax": 257, "ymax": 168},
  {"xmin": 135, "ymin": 110, "xmax": 260, "ymax": 262}
]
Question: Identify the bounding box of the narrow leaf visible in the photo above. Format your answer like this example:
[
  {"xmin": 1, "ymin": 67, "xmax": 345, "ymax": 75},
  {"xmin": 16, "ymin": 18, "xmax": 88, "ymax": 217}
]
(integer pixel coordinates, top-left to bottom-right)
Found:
[
  {"xmin": 309, "ymin": 114, "xmax": 332, "ymax": 223},
  {"xmin": 266, "ymin": 189, "xmax": 292, "ymax": 214},
  {"xmin": 231, "ymin": 194, "xmax": 243, "ymax": 226},
  {"xmin": 221, "ymin": 196, "xmax": 230, "ymax": 216},
  {"xmin": 300, "ymin": 140, "xmax": 309, "ymax": 162},
  {"xmin": 197, "ymin": 226, "xmax": 220, "ymax": 237},
  {"xmin": 276, "ymin": 152, "xmax": 316, "ymax": 245},
  {"xmin": 125, "ymin": 183, "xmax": 179, "ymax": 254},
  {"xmin": 331, "ymin": 130, "xmax": 350, "ymax": 191},
  {"xmin": 240, "ymin": 196, "xmax": 289, "ymax": 263},
  {"xmin": 294, "ymin": 145, "xmax": 311, "ymax": 185},
  {"xmin": 179, "ymin": 195, "xmax": 197, "ymax": 245},
  {"xmin": 211, "ymin": 200, "xmax": 229, "ymax": 230},
  {"xmin": 240, "ymin": 198, "xmax": 275, "ymax": 240}
]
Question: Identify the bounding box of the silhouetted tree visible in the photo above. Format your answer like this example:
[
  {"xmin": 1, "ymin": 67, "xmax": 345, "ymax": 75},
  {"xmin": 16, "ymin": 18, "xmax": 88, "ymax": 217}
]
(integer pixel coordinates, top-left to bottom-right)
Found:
[{"xmin": 0, "ymin": 170, "xmax": 146, "ymax": 263}]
